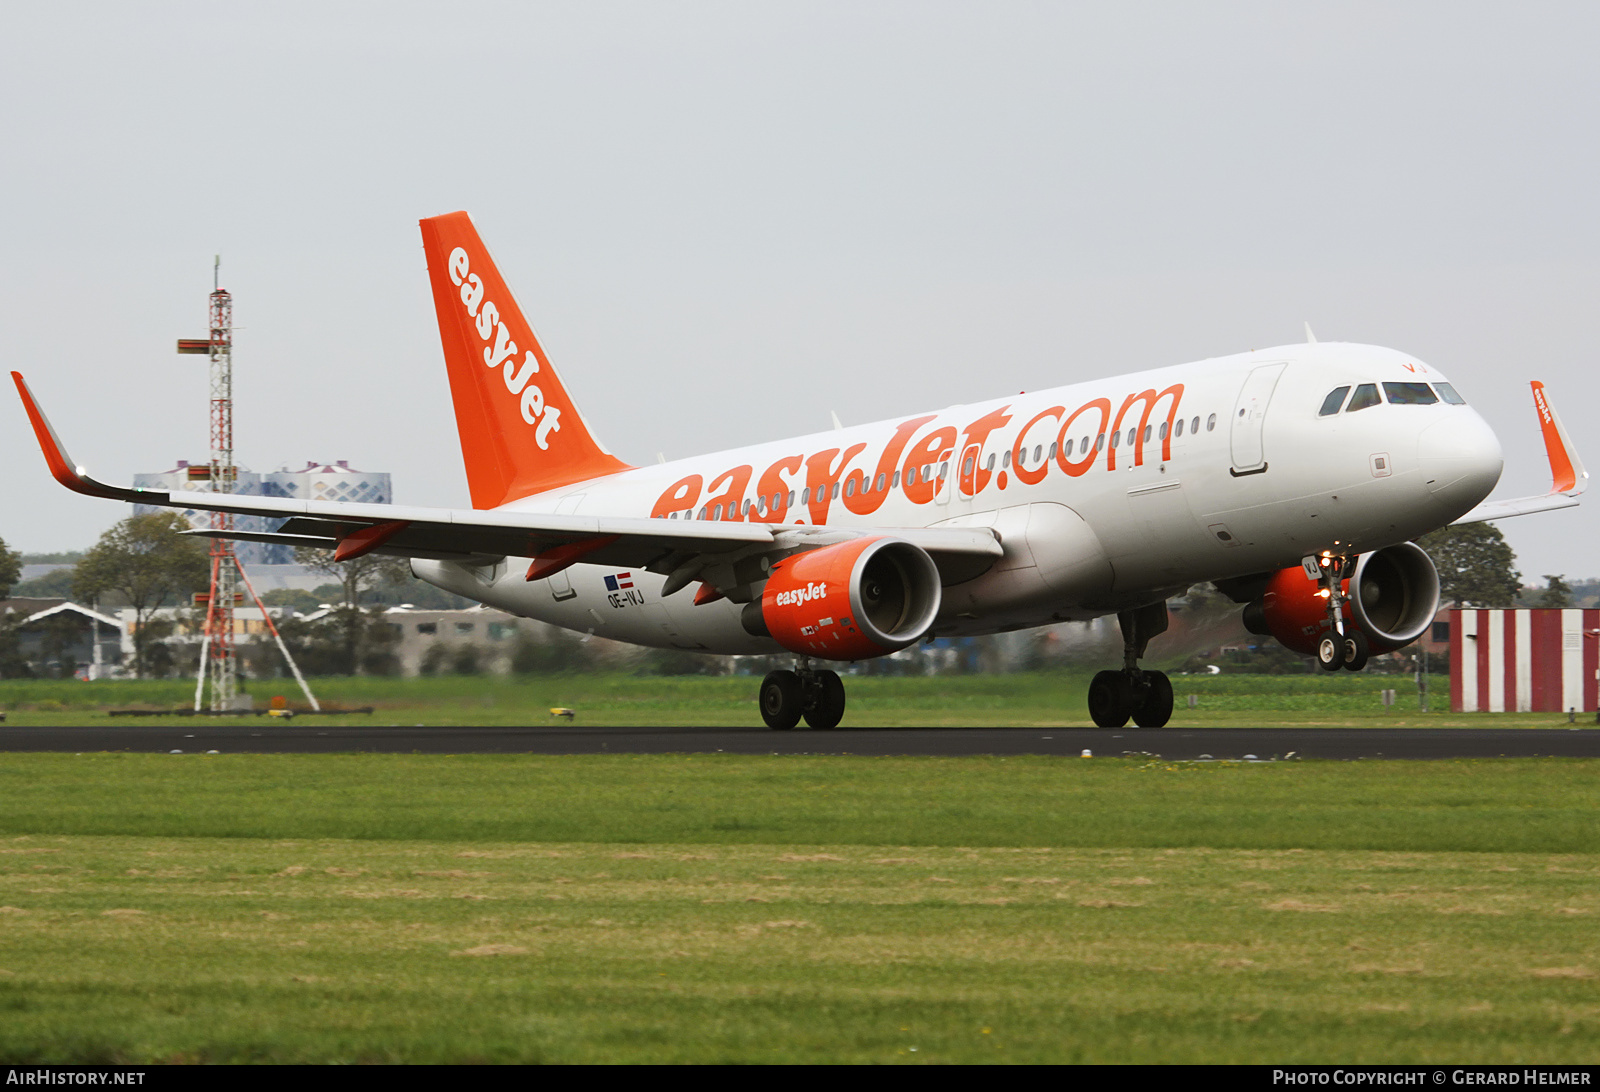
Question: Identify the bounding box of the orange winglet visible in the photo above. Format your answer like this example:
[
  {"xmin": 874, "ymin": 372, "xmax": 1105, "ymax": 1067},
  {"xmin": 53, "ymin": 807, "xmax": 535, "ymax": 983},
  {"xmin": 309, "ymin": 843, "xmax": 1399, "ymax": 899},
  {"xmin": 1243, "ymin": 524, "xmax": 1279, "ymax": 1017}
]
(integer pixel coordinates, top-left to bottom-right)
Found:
[
  {"xmin": 524, "ymin": 535, "xmax": 618, "ymax": 582},
  {"xmin": 11, "ymin": 371, "xmax": 138, "ymax": 501},
  {"xmin": 1531, "ymin": 381, "xmax": 1583, "ymax": 495},
  {"xmin": 692, "ymin": 582, "xmax": 726, "ymax": 606},
  {"xmin": 334, "ymin": 520, "xmax": 411, "ymax": 562}
]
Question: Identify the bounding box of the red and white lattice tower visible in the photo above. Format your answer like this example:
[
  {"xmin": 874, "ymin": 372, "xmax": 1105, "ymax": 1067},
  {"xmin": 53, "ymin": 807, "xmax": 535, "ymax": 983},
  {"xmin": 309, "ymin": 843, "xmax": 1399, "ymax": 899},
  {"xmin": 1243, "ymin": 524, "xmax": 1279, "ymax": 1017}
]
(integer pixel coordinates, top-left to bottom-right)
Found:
[
  {"xmin": 203, "ymin": 275, "xmax": 240, "ymax": 710},
  {"xmin": 177, "ymin": 260, "xmax": 319, "ymax": 715},
  {"xmin": 179, "ymin": 259, "xmax": 239, "ymax": 711}
]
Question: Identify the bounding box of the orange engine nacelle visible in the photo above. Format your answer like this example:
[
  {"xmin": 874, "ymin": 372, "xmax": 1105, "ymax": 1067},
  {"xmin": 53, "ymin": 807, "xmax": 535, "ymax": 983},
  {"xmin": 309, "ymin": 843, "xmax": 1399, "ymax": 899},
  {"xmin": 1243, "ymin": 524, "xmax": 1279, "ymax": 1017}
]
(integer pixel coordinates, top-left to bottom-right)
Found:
[
  {"xmin": 751, "ymin": 536, "xmax": 942, "ymax": 661},
  {"xmin": 1243, "ymin": 542, "xmax": 1441, "ymax": 655}
]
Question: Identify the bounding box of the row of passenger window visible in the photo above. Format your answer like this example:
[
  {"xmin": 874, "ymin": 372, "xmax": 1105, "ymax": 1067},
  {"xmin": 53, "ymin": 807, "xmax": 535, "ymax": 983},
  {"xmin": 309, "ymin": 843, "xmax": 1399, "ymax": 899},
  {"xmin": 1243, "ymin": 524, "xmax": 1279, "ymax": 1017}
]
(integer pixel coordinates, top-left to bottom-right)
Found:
[
  {"xmin": 1319, "ymin": 381, "xmax": 1466, "ymax": 417},
  {"xmin": 662, "ymin": 411, "xmax": 1221, "ymax": 520},
  {"xmin": 683, "ymin": 474, "xmax": 909, "ymax": 520}
]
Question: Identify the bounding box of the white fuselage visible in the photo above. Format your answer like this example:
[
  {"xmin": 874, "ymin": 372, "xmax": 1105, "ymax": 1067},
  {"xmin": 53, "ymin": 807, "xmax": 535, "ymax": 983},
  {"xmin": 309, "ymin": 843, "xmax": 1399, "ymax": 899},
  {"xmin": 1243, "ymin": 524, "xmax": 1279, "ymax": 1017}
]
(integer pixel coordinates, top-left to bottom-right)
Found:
[{"xmin": 413, "ymin": 342, "xmax": 1503, "ymax": 656}]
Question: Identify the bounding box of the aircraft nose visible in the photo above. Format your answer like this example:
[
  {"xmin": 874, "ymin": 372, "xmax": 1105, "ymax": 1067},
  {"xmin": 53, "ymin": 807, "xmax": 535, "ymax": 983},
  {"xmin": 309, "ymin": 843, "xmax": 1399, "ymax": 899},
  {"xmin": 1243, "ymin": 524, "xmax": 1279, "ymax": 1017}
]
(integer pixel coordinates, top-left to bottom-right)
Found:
[{"xmin": 1418, "ymin": 411, "xmax": 1502, "ymax": 514}]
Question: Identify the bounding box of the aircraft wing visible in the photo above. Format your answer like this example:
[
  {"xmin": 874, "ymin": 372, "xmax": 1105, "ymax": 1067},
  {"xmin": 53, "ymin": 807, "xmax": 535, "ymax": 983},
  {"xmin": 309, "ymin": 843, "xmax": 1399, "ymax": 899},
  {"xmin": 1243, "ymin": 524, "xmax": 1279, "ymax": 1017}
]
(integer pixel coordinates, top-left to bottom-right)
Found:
[
  {"xmin": 1452, "ymin": 381, "xmax": 1587, "ymax": 526},
  {"xmin": 12, "ymin": 371, "xmax": 1002, "ymax": 583},
  {"xmin": 1451, "ymin": 493, "xmax": 1581, "ymax": 524}
]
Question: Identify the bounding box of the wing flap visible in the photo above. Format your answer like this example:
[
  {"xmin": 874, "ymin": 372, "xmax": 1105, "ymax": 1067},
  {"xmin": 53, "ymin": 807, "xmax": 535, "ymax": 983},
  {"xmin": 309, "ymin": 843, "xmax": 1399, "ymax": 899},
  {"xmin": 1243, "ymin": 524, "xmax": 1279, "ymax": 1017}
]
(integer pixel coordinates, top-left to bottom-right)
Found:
[
  {"xmin": 183, "ymin": 528, "xmax": 506, "ymax": 564},
  {"xmin": 189, "ymin": 510, "xmax": 1001, "ymax": 575},
  {"xmin": 185, "ymin": 529, "xmax": 337, "ymax": 549}
]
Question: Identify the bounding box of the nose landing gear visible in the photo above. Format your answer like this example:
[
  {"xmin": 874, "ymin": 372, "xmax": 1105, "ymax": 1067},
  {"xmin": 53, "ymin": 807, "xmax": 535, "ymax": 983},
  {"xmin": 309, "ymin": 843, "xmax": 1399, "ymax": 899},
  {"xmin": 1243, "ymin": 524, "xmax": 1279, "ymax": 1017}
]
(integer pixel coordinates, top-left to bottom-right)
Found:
[
  {"xmin": 1088, "ymin": 601, "xmax": 1175, "ymax": 728},
  {"xmin": 1311, "ymin": 553, "xmax": 1370, "ymax": 672},
  {"xmin": 759, "ymin": 659, "xmax": 847, "ymax": 730}
]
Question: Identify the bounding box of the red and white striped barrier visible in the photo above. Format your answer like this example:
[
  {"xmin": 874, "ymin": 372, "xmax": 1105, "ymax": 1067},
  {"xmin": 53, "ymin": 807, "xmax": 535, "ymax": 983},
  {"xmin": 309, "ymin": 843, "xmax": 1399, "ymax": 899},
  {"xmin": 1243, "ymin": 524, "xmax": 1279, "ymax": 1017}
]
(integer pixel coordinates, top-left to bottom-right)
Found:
[{"xmin": 1451, "ymin": 608, "xmax": 1600, "ymax": 713}]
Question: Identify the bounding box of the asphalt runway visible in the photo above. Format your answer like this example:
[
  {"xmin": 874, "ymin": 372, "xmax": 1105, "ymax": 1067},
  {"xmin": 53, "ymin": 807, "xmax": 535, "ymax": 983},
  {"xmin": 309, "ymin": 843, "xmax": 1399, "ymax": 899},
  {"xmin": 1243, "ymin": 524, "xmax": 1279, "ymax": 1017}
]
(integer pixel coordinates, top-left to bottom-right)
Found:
[{"xmin": 2, "ymin": 724, "xmax": 1599, "ymax": 759}]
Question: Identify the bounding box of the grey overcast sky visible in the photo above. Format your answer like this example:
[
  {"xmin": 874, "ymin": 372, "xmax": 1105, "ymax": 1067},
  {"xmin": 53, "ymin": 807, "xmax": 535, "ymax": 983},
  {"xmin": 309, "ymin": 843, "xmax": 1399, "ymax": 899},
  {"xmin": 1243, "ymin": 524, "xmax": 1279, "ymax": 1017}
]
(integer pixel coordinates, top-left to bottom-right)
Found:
[{"xmin": 3, "ymin": 2, "xmax": 1596, "ymax": 581}]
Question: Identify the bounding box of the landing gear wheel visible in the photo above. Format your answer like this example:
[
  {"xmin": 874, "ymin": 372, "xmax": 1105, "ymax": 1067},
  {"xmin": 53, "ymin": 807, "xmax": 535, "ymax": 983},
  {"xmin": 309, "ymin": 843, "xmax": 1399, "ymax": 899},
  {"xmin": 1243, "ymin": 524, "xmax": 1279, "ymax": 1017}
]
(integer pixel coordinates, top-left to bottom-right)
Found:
[
  {"xmin": 1342, "ymin": 630, "xmax": 1370, "ymax": 673},
  {"xmin": 1132, "ymin": 670, "xmax": 1173, "ymax": 728},
  {"xmin": 803, "ymin": 670, "xmax": 846, "ymax": 730},
  {"xmin": 1317, "ymin": 633, "xmax": 1344, "ymax": 672},
  {"xmin": 759, "ymin": 670, "xmax": 803, "ymax": 729},
  {"xmin": 1088, "ymin": 670, "xmax": 1133, "ymax": 728}
]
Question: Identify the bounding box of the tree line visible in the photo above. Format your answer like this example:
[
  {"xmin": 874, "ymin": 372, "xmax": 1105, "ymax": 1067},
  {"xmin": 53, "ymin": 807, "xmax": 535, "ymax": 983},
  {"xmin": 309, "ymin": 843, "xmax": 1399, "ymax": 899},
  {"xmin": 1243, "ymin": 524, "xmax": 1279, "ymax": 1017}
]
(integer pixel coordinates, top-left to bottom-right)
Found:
[{"xmin": 0, "ymin": 514, "xmax": 458, "ymax": 679}]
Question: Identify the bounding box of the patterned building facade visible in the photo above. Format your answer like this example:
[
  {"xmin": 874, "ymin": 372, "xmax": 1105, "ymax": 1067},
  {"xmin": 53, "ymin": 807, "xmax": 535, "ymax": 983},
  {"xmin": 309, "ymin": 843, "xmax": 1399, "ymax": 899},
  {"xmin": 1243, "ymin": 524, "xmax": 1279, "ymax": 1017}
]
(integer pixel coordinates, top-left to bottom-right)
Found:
[{"xmin": 133, "ymin": 461, "xmax": 392, "ymax": 563}]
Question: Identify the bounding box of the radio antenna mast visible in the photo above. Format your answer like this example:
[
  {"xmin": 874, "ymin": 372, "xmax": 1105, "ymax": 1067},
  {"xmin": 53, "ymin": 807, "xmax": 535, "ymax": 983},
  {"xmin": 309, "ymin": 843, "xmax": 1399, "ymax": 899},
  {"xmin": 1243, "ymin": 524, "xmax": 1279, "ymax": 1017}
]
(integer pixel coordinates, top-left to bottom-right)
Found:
[{"xmin": 178, "ymin": 259, "xmax": 318, "ymax": 713}]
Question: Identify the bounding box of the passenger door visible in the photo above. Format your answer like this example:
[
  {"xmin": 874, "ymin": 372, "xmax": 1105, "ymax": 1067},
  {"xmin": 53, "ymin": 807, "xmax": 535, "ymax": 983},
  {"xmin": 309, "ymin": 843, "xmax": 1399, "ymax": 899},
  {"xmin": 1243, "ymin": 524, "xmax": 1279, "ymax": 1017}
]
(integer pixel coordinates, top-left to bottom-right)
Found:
[{"xmin": 1230, "ymin": 363, "xmax": 1286, "ymax": 475}]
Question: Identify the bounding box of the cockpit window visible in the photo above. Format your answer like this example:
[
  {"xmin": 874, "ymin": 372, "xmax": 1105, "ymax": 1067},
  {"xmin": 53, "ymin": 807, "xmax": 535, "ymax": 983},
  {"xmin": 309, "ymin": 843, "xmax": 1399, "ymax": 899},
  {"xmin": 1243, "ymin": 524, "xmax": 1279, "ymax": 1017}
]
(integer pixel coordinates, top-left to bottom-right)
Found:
[
  {"xmin": 1434, "ymin": 382, "xmax": 1467, "ymax": 405},
  {"xmin": 1383, "ymin": 382, "xmax": 1439, "ymax": 405},
  {"xmin": 1319, "ymin": 386, "xmax": 1351, "ymax": 416},
  {"xmin": 1346, "ymin": 383, "xmax": 1381, "ymax": 412}
]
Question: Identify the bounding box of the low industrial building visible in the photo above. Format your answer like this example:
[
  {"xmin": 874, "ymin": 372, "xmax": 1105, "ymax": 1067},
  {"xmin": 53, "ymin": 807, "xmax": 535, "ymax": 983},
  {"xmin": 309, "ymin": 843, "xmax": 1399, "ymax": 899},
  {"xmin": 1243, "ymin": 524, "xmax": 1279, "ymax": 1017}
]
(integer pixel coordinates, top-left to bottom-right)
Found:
[
  {"xmin": 377, "ymin": 606, "xmax": 535, "ymax": 676},
  {"xmin": 0, "ymin": 598, "xmax": 125, "ymax": 678}
]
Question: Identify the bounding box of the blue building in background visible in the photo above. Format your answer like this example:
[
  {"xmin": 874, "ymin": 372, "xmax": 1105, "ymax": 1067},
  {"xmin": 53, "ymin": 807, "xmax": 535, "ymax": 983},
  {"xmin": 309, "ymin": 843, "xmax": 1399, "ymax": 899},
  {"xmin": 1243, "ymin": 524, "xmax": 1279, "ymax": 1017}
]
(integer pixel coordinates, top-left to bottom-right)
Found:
[{"xmin": 133, "ymin": 460, "xmax": 392, "ymax": 563}]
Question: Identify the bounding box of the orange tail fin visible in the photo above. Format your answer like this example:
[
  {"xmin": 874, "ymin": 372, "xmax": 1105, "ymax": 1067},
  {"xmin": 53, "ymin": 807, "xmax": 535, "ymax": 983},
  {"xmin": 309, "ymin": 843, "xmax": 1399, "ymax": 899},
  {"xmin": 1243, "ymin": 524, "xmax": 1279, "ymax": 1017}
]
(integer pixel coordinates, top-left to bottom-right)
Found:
[{"xmin": 420, "ymin": 211, "xmax": 632, "ymax": 508}]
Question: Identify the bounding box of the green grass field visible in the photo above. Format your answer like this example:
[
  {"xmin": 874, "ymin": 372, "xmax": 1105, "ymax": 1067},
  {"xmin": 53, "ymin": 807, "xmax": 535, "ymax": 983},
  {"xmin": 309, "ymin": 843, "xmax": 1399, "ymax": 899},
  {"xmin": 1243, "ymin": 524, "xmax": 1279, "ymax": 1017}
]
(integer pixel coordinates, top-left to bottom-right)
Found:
[
  {"xmin": 0, "ymin": 671, "xmax": 1570, "ymax": 729},
  {"xmin": 0, "ymin": 753, "xmax": 1596, "ymax": 1063}
]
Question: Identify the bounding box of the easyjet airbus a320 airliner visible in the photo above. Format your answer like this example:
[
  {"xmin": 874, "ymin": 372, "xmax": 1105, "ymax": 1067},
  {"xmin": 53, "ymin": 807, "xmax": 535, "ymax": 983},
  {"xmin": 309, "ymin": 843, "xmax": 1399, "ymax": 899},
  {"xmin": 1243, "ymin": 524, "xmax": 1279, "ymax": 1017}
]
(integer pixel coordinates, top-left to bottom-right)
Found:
[{"xmin": 13, "ymin": 213, "xmax": 1589, "ymax": 729}]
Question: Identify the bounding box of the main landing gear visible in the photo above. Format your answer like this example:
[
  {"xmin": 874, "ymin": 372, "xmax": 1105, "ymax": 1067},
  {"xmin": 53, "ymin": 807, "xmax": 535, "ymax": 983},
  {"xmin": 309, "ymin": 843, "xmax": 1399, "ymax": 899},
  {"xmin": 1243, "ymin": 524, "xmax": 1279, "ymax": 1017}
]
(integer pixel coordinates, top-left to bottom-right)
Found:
[
  {"xmin": 1311, "ymin": 553, "xmax": 1370, "ymax": 672},
  {"xmin": 1088, "ymin": 601, "xmax": 1175, "ymax": 728},
  {"xmin": 760, "ymin": 659, "xmax": 847, "ymax": 730}
]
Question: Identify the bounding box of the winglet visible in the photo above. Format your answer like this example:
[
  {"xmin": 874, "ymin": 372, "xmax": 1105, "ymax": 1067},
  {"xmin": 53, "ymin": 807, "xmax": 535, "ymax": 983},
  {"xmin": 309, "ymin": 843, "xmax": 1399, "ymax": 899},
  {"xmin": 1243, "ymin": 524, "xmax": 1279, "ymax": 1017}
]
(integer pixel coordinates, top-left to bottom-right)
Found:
[
  {"xmin": 1450, "ymin": 380, "xmax": 1588, "ymax": 525},
  {"xmin": 1531, "ymin": 381, "xmax": 1586, "ymax": 496},
  {"xmin": 11, "ymin": 372, "xmax": 141, "ymax": 502}
]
